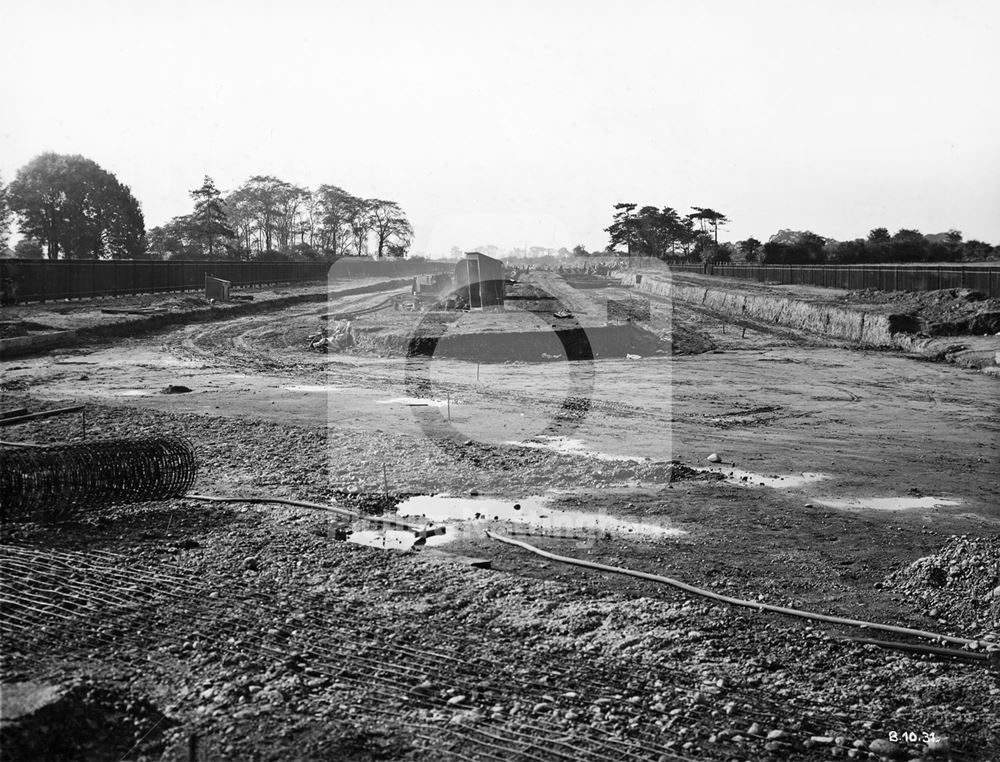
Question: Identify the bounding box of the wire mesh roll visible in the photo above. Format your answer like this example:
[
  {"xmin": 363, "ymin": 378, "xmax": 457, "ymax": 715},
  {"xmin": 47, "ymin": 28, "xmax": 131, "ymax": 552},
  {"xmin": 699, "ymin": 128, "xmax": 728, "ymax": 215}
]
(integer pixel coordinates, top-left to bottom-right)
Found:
[{"xmin": 1, "ymin": 437, "xmax": 197, "ymax": 521}]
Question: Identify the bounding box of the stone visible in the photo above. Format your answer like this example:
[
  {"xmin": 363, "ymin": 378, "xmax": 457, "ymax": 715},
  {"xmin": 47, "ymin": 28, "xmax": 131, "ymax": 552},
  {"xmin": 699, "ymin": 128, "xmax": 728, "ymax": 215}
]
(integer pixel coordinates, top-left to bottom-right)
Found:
[
  {"xmin": 924, "ymin": 736, "xmax": 950, "ymax": 756},
  {"xmin": 446, "ymin": 695, "xmax": 467, "ymax": 706},
  {"xmin": 0, "ymin": 682, "xmax": 67, "ymax": 724},
  {"xmin": 707, "ymin": 453, "xmax": 722, "ymax": 463},
  {"xmin": 869, "ymin": 738, "xmax": 904, "ymax": 759}
]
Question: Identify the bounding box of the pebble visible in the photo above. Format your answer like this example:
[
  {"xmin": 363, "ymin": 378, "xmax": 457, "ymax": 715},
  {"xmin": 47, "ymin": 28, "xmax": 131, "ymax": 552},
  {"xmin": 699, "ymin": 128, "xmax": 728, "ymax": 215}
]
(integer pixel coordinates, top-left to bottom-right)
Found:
[
  {"xmin": 707, "ymin": 453, "xmax": 722, "ymax": 463},
  {"xmin": 243, "ymin": 556, "xmax": 259, "ymax": 571},
  {"xmin": 924, "ymin": 736, "xmax": 950, "ymax": 755},
  {"xmin": 868, "ymin": 738, "xmax": 903, "ymax": 759},
  {"xmin": 446, "ymin": 695, "xmax": 467, "ymax": 706},
  {"xmin": 410, "ymin": 681, "xmax": 434, "ymax": 696}
]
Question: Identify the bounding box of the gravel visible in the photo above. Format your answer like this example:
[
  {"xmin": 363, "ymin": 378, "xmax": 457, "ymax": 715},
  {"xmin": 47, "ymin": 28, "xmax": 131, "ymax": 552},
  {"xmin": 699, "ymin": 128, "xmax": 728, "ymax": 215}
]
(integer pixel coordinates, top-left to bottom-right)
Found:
[{"xmin": 1, "ymin": 393, "xmax": 998, "ymax": 761}]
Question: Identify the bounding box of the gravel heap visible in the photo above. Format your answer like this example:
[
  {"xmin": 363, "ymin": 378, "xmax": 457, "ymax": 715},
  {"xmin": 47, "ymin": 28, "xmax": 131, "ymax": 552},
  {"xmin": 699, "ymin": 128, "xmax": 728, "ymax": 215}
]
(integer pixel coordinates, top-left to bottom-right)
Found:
[{"xmin": 882, "ymin": 535, "xmax": 1000, "ymax": 637}]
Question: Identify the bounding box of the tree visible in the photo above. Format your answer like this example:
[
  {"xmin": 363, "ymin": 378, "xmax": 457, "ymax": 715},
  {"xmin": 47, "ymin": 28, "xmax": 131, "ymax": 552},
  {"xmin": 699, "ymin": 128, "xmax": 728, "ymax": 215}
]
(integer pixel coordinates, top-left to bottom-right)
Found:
[
  {"xmin": 0, "ymin": 172, "xmax": 12, "ymax": 252},
  {"xmin": 867, "ymin": 227, "xmax": 891, "ymax": 244},
  {"xmin": 606, "ymin": 202, "xmax": 637, "ymax": 254},
  {"xmin": 687, "ymin": 207, "xmax": 729, "ymax": 247},
  {"xmin": 370, "ymin": 199, "xmax": 413, "ymax": 259},
  {"xmin": 889, "ymin": 229, "xmax": 927, "ymax": 262},
  {"xmin": 13, "ymin": 238, "xmax": 44, "ymax": 259},
  {"xmin": 346, "ymin": 197, "xmax": 374, "ymax": 257},
  {"xmin": 572, "ymin": 244, "xmax": 589, "ymax": 257},
  {"xmin": 274, "ymin": 184, "xmax": 310, "ymax": 250},
  {"xmin": 189, "ymin": 176, "xmax": 235, "ymax": 258},
  {"xmin": 760, "ymin": 231, "xmax": 827, "ymax": 264},
  {"xmin": 7, "ymin": 153, "xmax": 145, "ymax": 259},
  {"xmin": 146, "ymin": 215, "xmax": 201, "ymax": 260},
  {"xmin": 738, "ymin": 237, "xmax": 762, "ymax": 262},
  {"xmin": 314, "ymin": 185, "xmax": 356, "ymax": 258},
  {"xmin": 962, "ymin": 240, "xmax": 997, "ymax": 261},
  {"xmin": 225, "ymin": 175, "xmax": 293, "ymax": 255}
]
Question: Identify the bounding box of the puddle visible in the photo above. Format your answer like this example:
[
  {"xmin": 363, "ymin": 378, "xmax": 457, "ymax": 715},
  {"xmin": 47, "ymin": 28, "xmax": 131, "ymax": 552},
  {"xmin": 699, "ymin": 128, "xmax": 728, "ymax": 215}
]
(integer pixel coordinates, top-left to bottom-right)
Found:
[
  {"xmin": 407, "ymin": 494, "xmax": 682, "ymax": 538},
  {"xmin": 348, "ymin": 530, "xmax": 449, "ymax": 550},
  {"xmin": 700, "ymin": 467, "xmax": 829, "ymax": 489},
  {"xmin": 814, "ymin": 496, "xmax": 961, "ymax": 511},
  {"xmin": 347, "ymin": 493, "xmax": 684, "ymax": 550},
  {"xmin": 113, "ymin": 390, "xmax": 152, "ymax": 397},
  {"xmin": 508, "ymin": 436, "xmax": 645, "ymax": 462},
  {"xmin": 376, "ymin": 397, "xmax": 451, "ymax": 407},
  {"xmin": 283, "ymin": 385, "xmax": 340, "ymax": 393}
]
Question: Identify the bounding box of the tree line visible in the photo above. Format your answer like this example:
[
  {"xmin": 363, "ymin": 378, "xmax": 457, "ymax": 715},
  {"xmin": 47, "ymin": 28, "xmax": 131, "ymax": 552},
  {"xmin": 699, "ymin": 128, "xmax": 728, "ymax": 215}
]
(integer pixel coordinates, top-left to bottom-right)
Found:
[
  {"xmin": 149, "ymin": 176, "xmax": 413, "ymax": 261},
  {"xmin": 600, "ymin": 203, "xmax": 998, "ymax": 264},
  {"xmin": 603, "ymin": 203, "xmax": 730, "ymax": 261},
  {"xmin": 745, "ymin": 228, "xmax": 997, "ymax": 265},
  {"xmin": 0, "ymin": 153, "xmax": 413, "ymax": 261}
]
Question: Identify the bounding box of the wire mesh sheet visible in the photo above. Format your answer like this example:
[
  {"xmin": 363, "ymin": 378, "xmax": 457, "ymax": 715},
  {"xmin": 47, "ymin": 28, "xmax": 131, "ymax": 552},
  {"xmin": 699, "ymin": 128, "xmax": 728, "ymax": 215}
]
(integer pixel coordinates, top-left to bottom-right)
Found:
[{"xmin": 0, "ymin": 437, "xmax": 197, "ymax": 521}]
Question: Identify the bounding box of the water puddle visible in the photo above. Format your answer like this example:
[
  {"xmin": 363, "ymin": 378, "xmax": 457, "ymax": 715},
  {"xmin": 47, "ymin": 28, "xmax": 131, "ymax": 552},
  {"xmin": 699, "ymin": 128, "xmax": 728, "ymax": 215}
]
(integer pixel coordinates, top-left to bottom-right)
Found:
[
  {"xmin": 700, "ymin": 467, "xmax": 829, "ymax": 489},
  {"xmin": 283, "ymin": 385, "xmax": 340, "ymax": 393},
  {"xmin": 347, "ymin": 493, "xmax": 685, "ymax": 550},
  {"xmin": 814, "ymin": 496, "xmax": 961, "ymax": 511},
  {"xmin": 508, "ymin": 436, "xmax": 644, "ymax": 462},
  {"xmin": 376, "ymin": 397, "xmax": 451, "ymax": 407},
  {"xmin": 348, "ymin": 529, "xmax": 449, "ymax": 550},
  {"xmin": 113, "ymin": 389, "xmax": 152, "ymax": 397}
]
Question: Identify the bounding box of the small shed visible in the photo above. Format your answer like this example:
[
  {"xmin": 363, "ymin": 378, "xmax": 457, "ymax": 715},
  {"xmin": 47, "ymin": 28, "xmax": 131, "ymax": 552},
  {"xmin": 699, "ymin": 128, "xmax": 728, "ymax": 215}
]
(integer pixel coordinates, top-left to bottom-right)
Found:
[{"xmin": 454, "ymin": 252, "xmax": 505, "ymax": 309}]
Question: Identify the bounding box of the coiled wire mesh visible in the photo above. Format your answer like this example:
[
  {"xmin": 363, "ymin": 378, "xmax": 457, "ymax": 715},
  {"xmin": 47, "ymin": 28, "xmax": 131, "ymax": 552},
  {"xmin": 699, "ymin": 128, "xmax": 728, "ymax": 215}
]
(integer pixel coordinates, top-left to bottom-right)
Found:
[{"xmin": 1, "ymin": 437, "xmax": 197, "ymax": 521}]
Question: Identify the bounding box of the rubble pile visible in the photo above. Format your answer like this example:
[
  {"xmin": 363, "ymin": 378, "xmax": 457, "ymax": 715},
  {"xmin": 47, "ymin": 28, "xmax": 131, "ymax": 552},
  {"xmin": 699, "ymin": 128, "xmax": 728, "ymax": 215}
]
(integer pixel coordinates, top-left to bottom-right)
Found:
[{"xmin": 883, "ymin": 535, "xmax": 1000, "ymax": 636}]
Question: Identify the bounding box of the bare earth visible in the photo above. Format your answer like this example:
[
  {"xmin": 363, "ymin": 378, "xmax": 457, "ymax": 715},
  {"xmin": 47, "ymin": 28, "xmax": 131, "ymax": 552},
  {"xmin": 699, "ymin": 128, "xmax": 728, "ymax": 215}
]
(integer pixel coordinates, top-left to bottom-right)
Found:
[{"xmin": 1, "ymin": 272, "xmax": 998, "ymax": 762}]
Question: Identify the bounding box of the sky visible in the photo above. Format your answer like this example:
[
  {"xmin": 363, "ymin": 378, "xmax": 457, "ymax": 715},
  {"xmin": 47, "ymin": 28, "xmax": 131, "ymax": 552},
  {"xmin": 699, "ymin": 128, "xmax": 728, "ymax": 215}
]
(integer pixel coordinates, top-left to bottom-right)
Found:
[{"xmin": 2, "ymin": 0, "xmax": 999, "ymax": 254}]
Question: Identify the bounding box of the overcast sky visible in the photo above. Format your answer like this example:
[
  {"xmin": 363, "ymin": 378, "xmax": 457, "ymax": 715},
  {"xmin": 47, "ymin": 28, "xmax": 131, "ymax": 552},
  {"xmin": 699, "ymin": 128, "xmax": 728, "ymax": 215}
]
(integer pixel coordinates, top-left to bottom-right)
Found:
[{"xmin": 2, "ymin": 0, "xmax": 998, "ymax": 254}]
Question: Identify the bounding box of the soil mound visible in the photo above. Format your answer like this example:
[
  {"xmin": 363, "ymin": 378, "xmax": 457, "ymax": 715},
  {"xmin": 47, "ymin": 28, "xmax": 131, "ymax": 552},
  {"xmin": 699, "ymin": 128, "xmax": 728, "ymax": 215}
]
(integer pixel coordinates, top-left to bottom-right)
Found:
[
  {"xmin": 882, "ymin": 535, "xmax": 1000, "ymax": 635},
  {"xmin": 840, "ymin": 287, "xmax": 1000, "ymax": 336},
  {"xmin": 0, "ymin": 682, "xmax": 175, "ymax": 761}
]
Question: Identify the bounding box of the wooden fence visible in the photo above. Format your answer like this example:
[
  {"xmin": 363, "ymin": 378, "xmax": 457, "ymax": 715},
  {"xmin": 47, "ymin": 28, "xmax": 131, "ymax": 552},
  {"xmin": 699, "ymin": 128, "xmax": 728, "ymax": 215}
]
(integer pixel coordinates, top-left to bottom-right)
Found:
[
  {"xmin": 0, "ymin": 257, "xmax": 447, "ymax": 303},
  {"xmin": 665, "ymin": 263, "xmax": 1000, "ymax": 297}
]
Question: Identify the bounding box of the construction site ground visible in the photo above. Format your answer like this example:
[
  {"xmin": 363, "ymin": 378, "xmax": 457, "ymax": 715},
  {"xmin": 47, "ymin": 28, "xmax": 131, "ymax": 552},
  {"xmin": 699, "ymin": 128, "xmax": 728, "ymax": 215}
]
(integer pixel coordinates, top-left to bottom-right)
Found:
[{"xmin": 1, "ymin": 270, "xmax": 998, "ymax": 762}]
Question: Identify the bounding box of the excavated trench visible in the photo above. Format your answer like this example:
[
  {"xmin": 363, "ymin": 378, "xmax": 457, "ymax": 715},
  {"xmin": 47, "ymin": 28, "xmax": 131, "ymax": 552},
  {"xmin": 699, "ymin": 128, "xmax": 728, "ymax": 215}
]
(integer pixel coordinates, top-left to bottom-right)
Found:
[
  {"xmin": 622, "ymin": 273, "xmax": 900, "ymax": 346},
  {"xmin": 622, "ymin": 273, "xmax": 1000, "ymax": 374}
]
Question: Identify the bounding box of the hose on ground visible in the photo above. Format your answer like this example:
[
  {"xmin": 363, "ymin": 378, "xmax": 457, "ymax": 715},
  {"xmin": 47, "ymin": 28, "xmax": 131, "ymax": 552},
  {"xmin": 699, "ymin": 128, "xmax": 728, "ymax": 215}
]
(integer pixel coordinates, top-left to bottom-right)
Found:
[
  {"xmin": 843, "ymin": 636, "xmax": 989, "ymax": 662},
  {"xmin": 485, "ymin": 530, "xmax": 981, "ymax": 649}
]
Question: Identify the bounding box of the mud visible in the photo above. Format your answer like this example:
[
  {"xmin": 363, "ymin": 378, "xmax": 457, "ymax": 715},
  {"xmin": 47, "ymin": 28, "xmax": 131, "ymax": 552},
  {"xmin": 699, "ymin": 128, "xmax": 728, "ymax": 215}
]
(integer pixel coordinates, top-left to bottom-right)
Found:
[{"xmin": 2, "ymin": 272, "xmax": 999, "ymax": 760}]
